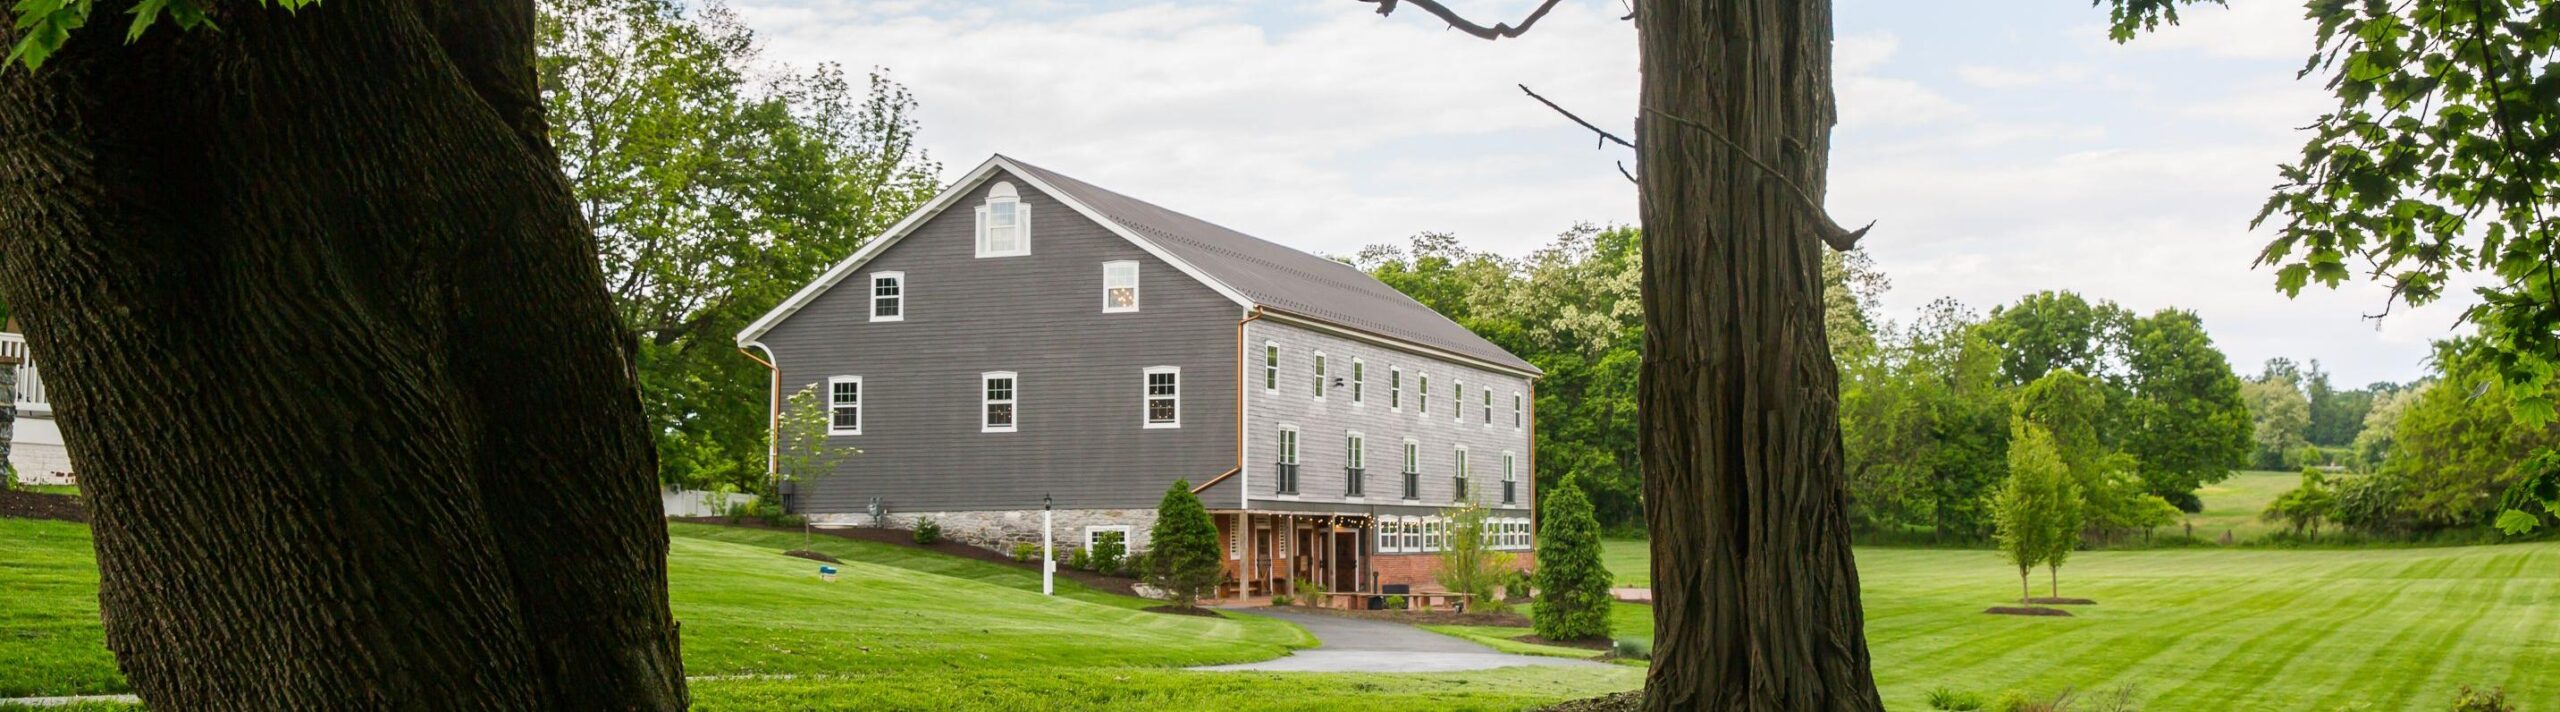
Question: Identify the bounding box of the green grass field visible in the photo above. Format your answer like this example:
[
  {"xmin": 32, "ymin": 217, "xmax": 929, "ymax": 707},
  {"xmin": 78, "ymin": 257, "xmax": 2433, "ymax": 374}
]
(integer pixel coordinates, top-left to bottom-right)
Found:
[
  {"xmin": 1572, "ymin": 539, "xmax": 2560, "ymax": 709},
  {"xmin": 0, "ymin": 519, "xmax": 1640, "ymax": 710}
]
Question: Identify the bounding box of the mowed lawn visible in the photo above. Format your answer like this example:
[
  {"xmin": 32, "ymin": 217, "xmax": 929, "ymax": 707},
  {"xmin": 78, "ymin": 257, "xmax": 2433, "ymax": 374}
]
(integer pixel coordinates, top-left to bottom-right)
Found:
[
  {"xmin": 0, "ymin": 519, "xmax": 1639, "ymax": 710},
  {"xmin": 1588, "ymin": 539, "xmax": 2559, "ymax": 709}
]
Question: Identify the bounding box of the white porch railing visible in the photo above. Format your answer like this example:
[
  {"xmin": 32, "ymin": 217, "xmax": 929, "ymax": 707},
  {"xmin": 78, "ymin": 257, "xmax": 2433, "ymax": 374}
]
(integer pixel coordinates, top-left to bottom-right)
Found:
[{"xmin": 0, "ymin": 332, "xmax": 48, "ymax": 413}]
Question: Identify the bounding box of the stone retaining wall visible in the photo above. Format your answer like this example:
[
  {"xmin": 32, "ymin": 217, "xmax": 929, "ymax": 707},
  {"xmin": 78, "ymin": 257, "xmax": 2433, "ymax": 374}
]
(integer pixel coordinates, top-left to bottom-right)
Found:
[{"xmin": 813, "ymin": 507, "xmax": 1161, "ymax": 555}]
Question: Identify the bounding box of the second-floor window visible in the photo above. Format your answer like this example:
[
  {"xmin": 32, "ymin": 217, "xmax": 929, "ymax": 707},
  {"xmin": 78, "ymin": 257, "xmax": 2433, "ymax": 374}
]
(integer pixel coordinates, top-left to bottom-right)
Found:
[
  {"xmin": 828, "ymin": 376, "xmax": 862, "ymax": 435},
  {"xmin": 1144, "ymin": 366, "xmax": 1180, "ymax": 428},
  {"xmin": 975, "ymin": 182, "xmax": 1029, "ymax": 257},
  {"xmin": 1312, "ymin": 352, "xmax": 1327, "ymax": 399},
  {"xmin": 1345, "ymin": 432, "xmax": 1365, "ymax": 497},
  {"xmin": 1390, "ymin": 368, "xmax": 1403, "ymax": 410},
  {"xmin": 1401, "ymin": 439, "xmax": 1420, "ymax": 500},
  {"xmin": 1264, "ymin": 343, "xmax": 1280, "ymax": 392},
  {"xmin": 1452, "ymin": 382, "xmax": 1463, "ymax": 420},
  {"xmin": 1275, "ymin": 426, "xmax": 1301, "ymax": 494},
  {"xmin": 1454, "ymin": 446, "xmax": 1470, "ymax": 501},
  {"xmin": 870, "ymin": 272, "xmax": 904, "ymax": 322},
  {"xmin": 1351, "ymin": 359, "xmax": 1365, "ymax": 404},
  {"xmin": 1514, "ymin": 392, "xmax": 1525, "ymax": 428},
  {"xmin": 981, "ymin": 372, "xmax": 1018, "ymax": 433},
  {"xmin": 1483, "ymin": 388, "xmax": 1493, "ymax": 425},
  {"xmin": 1418, "ymin": 374, "xmax": 1431, "ymax": 416},
  {"xmin": 1503, "ymin": 452, "xmax": 1518, "ymax": 504},
  {"xmin": 1103, "ymin": 261, "xmax": 1139, "ymax": 312}
]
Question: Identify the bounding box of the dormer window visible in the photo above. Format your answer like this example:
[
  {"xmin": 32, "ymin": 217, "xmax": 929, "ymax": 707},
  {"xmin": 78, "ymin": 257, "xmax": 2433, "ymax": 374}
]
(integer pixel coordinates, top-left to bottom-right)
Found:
[
  {"xmin": 1103, "ymin": 261, "xmax": 1140, "ymax": 312},
  {"xmin": 975, "ymin": 182, "xmax": 1030, "ymax": 258}
]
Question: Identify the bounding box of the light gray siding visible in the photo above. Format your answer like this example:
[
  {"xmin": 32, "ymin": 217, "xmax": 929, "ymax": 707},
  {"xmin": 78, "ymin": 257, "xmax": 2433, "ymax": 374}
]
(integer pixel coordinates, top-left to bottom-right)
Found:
[
  {"xmin": 1231, "ymin": 319, "xmax": 1534, "ymax": 518},
  {"xmin": 758, "ymin": 169, "xmax": 1240, "ymax": 514}
]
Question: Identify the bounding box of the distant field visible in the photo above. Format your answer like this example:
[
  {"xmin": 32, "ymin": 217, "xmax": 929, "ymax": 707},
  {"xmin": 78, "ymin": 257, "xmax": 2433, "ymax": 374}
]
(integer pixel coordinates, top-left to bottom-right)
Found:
[
  {"xmin": 1586, "ymin": 538, "xmax": 2557, "ymax": 709},
  {"xmin": 0, "ymin": 519, "xmax": 1641, "ymax": 710},
  {"xmin": 2185, "ymin": 469, "xmax": 2301, "ymax": 542}
]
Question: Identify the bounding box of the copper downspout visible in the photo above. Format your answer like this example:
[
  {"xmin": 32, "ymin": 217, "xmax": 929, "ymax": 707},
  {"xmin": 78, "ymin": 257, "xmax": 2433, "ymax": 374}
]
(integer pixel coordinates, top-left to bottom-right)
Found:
[
  {"xmin": 738, "ymin": 346, "xmax": 780, "ymax": 479},
  {"xmin": 1232, "ymin": 306, "xmax": 1266, "ymax": 508}
]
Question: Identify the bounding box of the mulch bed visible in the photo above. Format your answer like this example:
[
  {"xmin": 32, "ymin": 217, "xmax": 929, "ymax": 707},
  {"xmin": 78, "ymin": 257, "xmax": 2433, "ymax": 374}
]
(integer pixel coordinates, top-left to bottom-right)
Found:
[
  {"xmin": 2028, "ymin": 596, "xmax": 2096, "ymax": 605},
  {"xmin": 1277, "ymin": 605, "xmax": 1532, "ymax": 628},
  {"xmin": 1985, "ymin": 605, "xmax": 2073, "ymax": 617},
  {"xmin": 782, "ymin": 549, "xmax": 842, "ymax": 564},
  {"xmin": 1534, "ymin": 691, "xmax": 1641, "ymax": 712},
  {"xmin": 1513, "ymin": 633, "xmax": 1613, "ymax": 651},
  {"xmin": 669, "ymin": 518, "xmax": 1145, "ymax": 598},
  {"xmin": 1144, "ymin": 604, "xmax": 1227, "ymax": 618},
  {"xmin": 0, "ymin": 488, "xmax": 84, "ymax": 523}
]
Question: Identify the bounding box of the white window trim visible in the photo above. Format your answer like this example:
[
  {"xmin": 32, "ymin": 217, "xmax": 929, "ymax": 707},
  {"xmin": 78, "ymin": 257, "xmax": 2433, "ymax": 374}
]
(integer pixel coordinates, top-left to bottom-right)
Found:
[
  {"xmin": 1143, "ymin": 366, "xmax": 1181, "ymax": 429},
  {"xmin": 1103, "ymin": 261, "xmax": 1140, "ymax": 313},
  {"xmin": 1513, "ymin": 391, "xmax": 1525, "ymax": 429},
  {"xmin": 1275, "ymin": 424, "xmax": 1302, "ymax": 498},
  {"xmin": 1311, "ymin": 350, "xmax": 1328, "ymax": 401},
  {"xmin": 1401, "ymin": 438, "xmax": 1421, "ymax": 501},
  {"xmin": 1452, "ymin": 381, "xmax": 1465, "ymax": 421},
  {"xmin": 1084, "ymin": 525, "xmax": 1134, "ymax": 552},
  {"xmin": 868, "ymin": 271, "xmax": 905, "ymax": 323},
  {"xmin": 1454, "ymin": 445, "xmax": 1471, "ymax": 502},
  {"xmin": 974, "ymin": 182, "xmax": 1031, "ymax": 258},
  {"xmin": 981, "ymin": 371, "xmax": 1019, "ymax": 433},
  {"xmin": 827, "ymin": 375, "xmax": 863, "ymax": 436},
  {"xmin": 1350, "ymin": 358, "xmax": 1366, "ymax": 405},
  {"xmin": 1346, "ymin": 430, "xmax": 1366, "ymax": 470},
  {"xmin": 1417, "ymin": 373, "xmax": 1431, "ymax": 418},
  {"xmin": 1263, "ymin": 341, "xmax": 1281, "ymax": 394},
  {"xmin": 1483, "ymin": 388, "xmax": 1495, "ymax": 427},
  {"xmin": 1389, "ymin": 367, "xmax": 1404, "ymax": 412}
]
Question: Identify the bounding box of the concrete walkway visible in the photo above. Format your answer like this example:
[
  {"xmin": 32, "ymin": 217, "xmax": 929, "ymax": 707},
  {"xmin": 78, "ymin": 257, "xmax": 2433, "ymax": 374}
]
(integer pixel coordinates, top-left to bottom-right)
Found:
[{"xmin": 1192, "ymin": 608, "xmax": 1612, "ymax": 673}]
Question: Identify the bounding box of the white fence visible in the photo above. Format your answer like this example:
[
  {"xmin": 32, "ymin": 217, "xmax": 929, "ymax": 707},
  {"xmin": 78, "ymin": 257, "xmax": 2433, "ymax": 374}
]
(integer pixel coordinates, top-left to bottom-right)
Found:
[
  {"xmin": 662, "ymin": 485, "xmax": 756, "ymax": 518},
  {"xmin": 0, "ymin": 332, "xmax": 46, "ymax": 414}
]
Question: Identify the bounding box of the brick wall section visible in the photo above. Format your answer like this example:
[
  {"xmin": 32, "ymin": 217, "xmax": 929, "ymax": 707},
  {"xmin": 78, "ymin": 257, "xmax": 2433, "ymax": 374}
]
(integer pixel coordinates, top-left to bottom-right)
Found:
[{"xmin": 1371, "ymin": 551, "xmax": 1533, "ymax": 591}]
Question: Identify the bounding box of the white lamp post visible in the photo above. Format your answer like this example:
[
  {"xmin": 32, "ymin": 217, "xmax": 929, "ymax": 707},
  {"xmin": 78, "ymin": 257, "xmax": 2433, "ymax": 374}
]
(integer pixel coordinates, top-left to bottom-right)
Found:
[{"xmin": 1042, "ymin": 493, "xmax": 1055, "ymax": 596}]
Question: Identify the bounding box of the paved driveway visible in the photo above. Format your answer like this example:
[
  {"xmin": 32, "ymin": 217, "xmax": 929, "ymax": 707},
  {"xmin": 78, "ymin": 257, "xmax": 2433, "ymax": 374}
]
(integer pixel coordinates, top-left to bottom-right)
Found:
[{"xmin": 1192, "ymin": 608, "xmax": 1613, "ymax": 673}]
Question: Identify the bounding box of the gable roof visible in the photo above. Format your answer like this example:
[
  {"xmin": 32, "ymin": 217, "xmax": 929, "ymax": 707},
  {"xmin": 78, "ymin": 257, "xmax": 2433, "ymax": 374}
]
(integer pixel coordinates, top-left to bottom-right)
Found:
[{"xmin": 737, "ymin": 155, "xmax": 1540, "ymax": 377}]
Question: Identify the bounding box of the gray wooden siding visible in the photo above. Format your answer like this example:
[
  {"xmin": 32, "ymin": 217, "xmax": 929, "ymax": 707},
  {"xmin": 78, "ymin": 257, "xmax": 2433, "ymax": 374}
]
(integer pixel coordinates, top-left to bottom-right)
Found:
[
  {"xmin": 758, "ymin": 169, "xmax": 1240, "ymax": 514},
  {"xmin": 1234, "ymin": 320, "xmax": 1534, "ymax": 518}
]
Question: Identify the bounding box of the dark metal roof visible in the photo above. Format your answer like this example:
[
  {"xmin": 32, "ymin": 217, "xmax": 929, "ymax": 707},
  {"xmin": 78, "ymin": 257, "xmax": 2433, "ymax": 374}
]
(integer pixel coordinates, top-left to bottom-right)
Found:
[{"xmin": 1004, "ymin": 156, "xmax": 1540, "ymax": 376}]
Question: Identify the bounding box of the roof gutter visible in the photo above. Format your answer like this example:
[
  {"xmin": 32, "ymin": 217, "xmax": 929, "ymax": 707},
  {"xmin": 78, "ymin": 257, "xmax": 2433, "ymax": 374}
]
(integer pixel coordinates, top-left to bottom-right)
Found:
[{"xmin": 1254, "ymin": 307, "xmax": 1543, "ymax": 380}]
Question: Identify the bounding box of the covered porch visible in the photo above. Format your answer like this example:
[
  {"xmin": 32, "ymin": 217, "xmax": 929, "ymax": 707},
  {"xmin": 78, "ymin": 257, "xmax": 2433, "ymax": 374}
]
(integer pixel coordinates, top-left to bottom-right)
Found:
[{"xmin": 1210, "ymin": 510, "xmax": 1375, "ymax": 604}]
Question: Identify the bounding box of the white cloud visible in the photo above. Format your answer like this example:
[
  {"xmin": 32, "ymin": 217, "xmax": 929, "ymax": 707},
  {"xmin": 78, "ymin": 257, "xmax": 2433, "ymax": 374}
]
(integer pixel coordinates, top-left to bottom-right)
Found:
[
  {"xmin": 2108, "ymin": 0, "xmax": 2317, "ymax": 61},
  {"xmin": 1954, "ymin": 63, "xmax": 2091, "ymax": 89}
]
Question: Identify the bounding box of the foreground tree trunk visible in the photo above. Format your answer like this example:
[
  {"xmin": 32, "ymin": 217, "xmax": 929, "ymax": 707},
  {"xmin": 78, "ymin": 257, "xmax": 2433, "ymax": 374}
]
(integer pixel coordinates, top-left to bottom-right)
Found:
[
  {"xmin": 1636, "ymin": 0, "xmax": 1882, "ymax": 709},
  {"xmin": 0, "ymin": 2, "xmax": 687, "ymax": 708}
]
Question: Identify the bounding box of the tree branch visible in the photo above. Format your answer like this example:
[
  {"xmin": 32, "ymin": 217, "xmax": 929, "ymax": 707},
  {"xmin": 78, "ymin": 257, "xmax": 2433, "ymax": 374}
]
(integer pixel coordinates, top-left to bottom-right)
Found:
[
  {"xmin": 1642, "ymin": 105, "xmax": 1873, "ymax": 251},
  {"xmin": 1521, "ymin": 84, "xmax": 1633, "ymax": 149},
  {"xmin": 1362, "ymin": 0, "xmax": 1565, "ymax": 40}
]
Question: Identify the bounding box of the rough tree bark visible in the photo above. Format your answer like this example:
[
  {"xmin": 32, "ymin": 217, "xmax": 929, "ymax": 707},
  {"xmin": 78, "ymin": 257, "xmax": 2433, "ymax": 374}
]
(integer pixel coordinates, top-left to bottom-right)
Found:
[
  {"xmin": 1635, "ymin": 0, "xmax": 1883, "ymax": 710},
  {"xmin": 0, "ymin": 2, "xmax": 688, "ymax": 709}
]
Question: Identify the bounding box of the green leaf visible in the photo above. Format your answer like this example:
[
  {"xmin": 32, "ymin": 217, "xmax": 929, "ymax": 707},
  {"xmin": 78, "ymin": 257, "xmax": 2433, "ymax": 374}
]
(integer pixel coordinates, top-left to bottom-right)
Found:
[{"xmin": 2494, "ymin": 508, "xmax": 2540, "ymax": 536}]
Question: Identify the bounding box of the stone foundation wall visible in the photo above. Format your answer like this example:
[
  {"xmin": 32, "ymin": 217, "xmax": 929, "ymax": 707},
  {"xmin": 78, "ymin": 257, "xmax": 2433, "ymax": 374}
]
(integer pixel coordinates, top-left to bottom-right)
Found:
[{"xmin": 813, "ymin": 507, "xmax": 1161, "ymax": 556}]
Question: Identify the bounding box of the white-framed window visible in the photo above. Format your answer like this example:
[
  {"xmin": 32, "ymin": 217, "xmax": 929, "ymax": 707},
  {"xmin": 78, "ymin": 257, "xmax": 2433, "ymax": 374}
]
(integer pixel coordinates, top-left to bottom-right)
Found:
[
  {"xmin": 827, "ymin": 376, "xmax": 862, "ymax": 435},
  {"xmin": 1345, "ymin": 431, "xmax": 1366, "ymax": 497},
  {"xmin": 1418, "ymin": 373, "xmax": 1432, "ymax": 416},
  {"xmin": 1502, "ymin": 451, "xmax": 1518, "ymax": 504},
  {"xmin": 1454, "ymin": 445, "xmax": 1470, "ymax": 501},
  {"xmin": 1514, "ymin": 392, "xmax": 1525, "ymax": 428},
  {"xmin": 1401, "ymin": 438, "xmax": 1421, "ymax": 501},
  {"xmin": 1389, "ymin": 367, "xmax": 1404, "ymax": 411},
  {"xmin": 1423, "ymin": 517, "xmax": 1442, "ymax": 552},
  {"xmin": 1483, "ymin": 388, "xmax": 1494, "ymax": 425},
  {"xmin": 1452, "ymin": 381, "xmax": 1464, "ymax": 420},
  {"xmin": 1085, "ymin": 525, "xmax": 1133, "ymax": 553},
  {"xmin": 981, "ymin": 371, "xmax": 1018, "ymax": 433},
  {"xmin": 1311, "ymin": 351, "xmax": 1327, "ymax": 399},
  {"xmin": 1263, "ymin": 342, "xmax": 1280, "ymax": 392},
  {"xmin": 869, "ymin": 272, "xmax": 905, "ymax": 322},
  {"xmin": 974, "ymin": 182, "xmax": 1030, "ymax": 257},
  {"xmin": 1144, "ymin": 366, "xmax": 1180, "ymax": 428},
  {"xmin": 1350, "ymin": 359, "xmax": 1366, "ymax": 404},
  {"xmin": 1401, "ymin": 517, "xmax": 1421, "ymax": 551},
  {"xmin": 1276, "ymin": 425, "xmax": 1302, "ymax": 495},
  {"xmin": 1103, "ymin": 261, "xmax": 1140, "ymax": 313},
  {"xmin": 1378, "ymin": 518, "xmax": 1399, "ymax": 553}
]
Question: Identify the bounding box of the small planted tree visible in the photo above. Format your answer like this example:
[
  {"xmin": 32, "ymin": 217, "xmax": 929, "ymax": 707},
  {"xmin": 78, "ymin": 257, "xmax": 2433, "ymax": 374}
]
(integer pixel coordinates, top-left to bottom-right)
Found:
[
  {"xmin": 1146, "ymin": 479, "xmax": 1222, "ymax": 609},
  {"xmin": 1534, "ymin": 475, "xmax": 1611, "ymax": 641},
  {"xmin": 1438, "ymin": 502, "xmax": 1516, "ymax": 612},
  {"xmin": 776, "ymin": 384, "xmax": 859, "ymax": 552},
  {"xmin": 2261, "ymin": 468, "xmax": 2338, "ymax": 538},
  {"xmin": 1994, "ymin": 424, "xmax": 2079, "ymax": 605}
]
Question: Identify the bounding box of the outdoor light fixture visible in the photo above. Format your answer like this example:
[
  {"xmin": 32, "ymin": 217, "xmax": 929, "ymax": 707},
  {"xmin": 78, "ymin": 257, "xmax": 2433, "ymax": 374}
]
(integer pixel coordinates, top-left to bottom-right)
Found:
[{"xmin": 1041, "ymin": 492, "xmax": 1056, "ymax": 596}]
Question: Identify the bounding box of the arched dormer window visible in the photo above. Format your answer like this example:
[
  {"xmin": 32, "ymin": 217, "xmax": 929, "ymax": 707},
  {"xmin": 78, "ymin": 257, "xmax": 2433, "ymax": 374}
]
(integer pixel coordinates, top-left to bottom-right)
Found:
[{"xmin": 975, "ymin": 181, "xmax": 1030, "ymax": 258}]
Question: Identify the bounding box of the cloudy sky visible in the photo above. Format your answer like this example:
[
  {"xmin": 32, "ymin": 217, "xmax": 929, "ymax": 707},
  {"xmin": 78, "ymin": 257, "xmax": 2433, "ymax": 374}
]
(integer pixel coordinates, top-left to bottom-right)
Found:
[{"xmin": 726, "ymin": 0, "xmax": 2468, "ymax": 387}]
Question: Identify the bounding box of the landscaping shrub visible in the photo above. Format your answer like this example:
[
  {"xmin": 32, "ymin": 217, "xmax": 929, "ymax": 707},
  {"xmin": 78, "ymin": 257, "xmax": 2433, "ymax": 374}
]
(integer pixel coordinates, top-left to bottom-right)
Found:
[
  {"xmin": 1608, "ymin": 638, "xmax": 1650, "ymax": 661},
  {"xmin": 1010, "ymin": 542, "xmax": 1039, "ymax": 563},
  {"xmin": 1271, "ymin": 593, "xmax": 1294, "ymax": 606},
  {"xmin": 1143, "ymin": 479, "xmax": 1222, "ymax": 608},
  {"xmin": 1438, "ymin": 502, "xmax": 1515, "ymax": 612},
  {"xmin": 1928, "ymin": 687, "xmax": 1987, "ymax": 711},
  {"xmin": 1089, "ymin": 533, "xmax": 1126, "ymax": 573},
  {"xmin": 1384, "ymin": 594, "xmax": 1407, "ymax": 610},
  {"xmin": 1533, "ymin": 474, "xmax": 1611, "ymax": 641},
  {"xmin": 2449, "ymin": 686, "xmax": 2513, "ymax": 712},
  {"xmin": 912, "ymin": 517, "xmax": 942, "ymax": 545},
  {"xmin": 1065, "ymin": 546, "xmax": 1090, "ymax": 571}
]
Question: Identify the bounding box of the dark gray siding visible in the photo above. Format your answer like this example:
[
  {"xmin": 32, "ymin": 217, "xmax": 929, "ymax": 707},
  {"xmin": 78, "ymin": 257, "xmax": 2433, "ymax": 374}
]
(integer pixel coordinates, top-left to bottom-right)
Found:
[{"xmin": 758, "ymin": 169, "xmax": 1240, "ymax": 514}]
